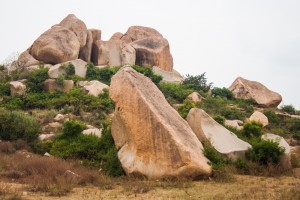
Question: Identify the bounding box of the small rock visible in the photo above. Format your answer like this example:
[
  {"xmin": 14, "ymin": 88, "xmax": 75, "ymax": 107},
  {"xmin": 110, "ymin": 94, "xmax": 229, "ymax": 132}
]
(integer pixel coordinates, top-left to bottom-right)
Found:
[
  {"xmin": 44, "ymin": 152, "xmax": 51, "ymax": 157},
  {"xmin": 38, "ymin": 134, "xmax": 55, "ymax": 141},
  {"xmin": 83, "ymin": 128, "xmax": 102, "ymax": 138},
  {"xmin": 187, "ymin": 92, "xmax": 204, "ymax": 102},
  {"xmin": 54, "ymin": 114, "xmax": 64, "ymax": 122},
  {"xmin": 249, "ymin": 111, "xmax": 269, "ymax": 127},
  {"xmin": 10, "ymin": 81, "xmax": 26, "ymax": 96}
]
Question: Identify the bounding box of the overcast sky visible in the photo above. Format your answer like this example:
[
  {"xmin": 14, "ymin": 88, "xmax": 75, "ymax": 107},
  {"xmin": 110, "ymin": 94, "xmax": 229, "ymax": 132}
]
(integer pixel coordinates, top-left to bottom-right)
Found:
[{"xmin": 0, "ymin": 0, "xmax": 299, "ymax": 109}]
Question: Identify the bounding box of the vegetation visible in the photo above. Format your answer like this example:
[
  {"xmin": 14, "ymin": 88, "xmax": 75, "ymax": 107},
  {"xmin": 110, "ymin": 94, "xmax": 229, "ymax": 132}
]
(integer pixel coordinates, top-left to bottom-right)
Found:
[
  {"xmin": 27, "ymin": 67, "xmax": 49, "ymax": 93},
  {"xmin": 243, "ymin": 121, "xmax": 263, "ymax": 138},
  {"xmin": 213, "ymin": 115, "xmax": 225, "ymax": 125},
  {"xmin": 280, "ymin": 104, "xmax": 296, "ymax": 115},
  {"xmin": 178, "ymin": 100, "xmax": 195, "ymax": 118},
  {"xmin": 86, "ymin": 63, "xmax": 120, "ymax": 85},
  {"xmin": 132, "ymin": 65, "xmax": 162, "ymax": 85},
  {"xmin": 182, "ymin": 73, "xmax": 212, "ymax": 92},
  {"xmin": 211, "ymin": 87, "xmax": 234, "ymax": 100},
  {"xmin": 159, "ymin": 82, "xmax": 193, "ymax": 103}
]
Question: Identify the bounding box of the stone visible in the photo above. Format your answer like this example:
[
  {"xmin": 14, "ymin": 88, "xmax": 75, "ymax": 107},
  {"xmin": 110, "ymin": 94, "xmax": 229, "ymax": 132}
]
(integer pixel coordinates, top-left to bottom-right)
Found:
[
  {"xmin": 11, "ymin": 50, "xmax": 39, "ymax": 70},
  {"xmin": 121, "ymin": 26, "xmax": 163, "ymax": 44},
  {"xmin": 186, "ymin": 108, "xmax": 251, "ymax": 160},
  {"xmin": 54, "ymin": 114, "xmax": 64, "ymax": 122},
  {"xmin": 59, "ymin": 14, "xmax": 88, "ymax": 48},
  {"xmin": 43, "ymin": 79, "xmax": 74, "ymax": 93},
  {"xmin": 92, "ymin": 40, "xmax": 122, "ymax": 66},
  {"xmin": 131, "ymin": 37, "xmax": 173, "ymax": 71},
  {"xmin": 262, "ymin": 133, "xmax": 292, "ymax": 169},
  {"xmin": 38, "ymin": 134, "xmax": 55, "ymax": 141},
  {"xmin": 152, "ymin": 66, "xmax": 183, "ymax": 84},
  {"xmin": 44, "ymin": 152, "xmax": 51, "ymax": 157},
  {"xmin": 249, "ymin": 111, "xmax": 269, "ymax": 127},
  {"xmin": 78, "ymin": 80, "xmax": 109, "ymax": 96},
  {"xmin": 110, "ymin": 32, "xmax": 124, "ymax": 41},
  {"xmin": 228, "ymin": 77, "xmax": 282, "ymax": 107},
  {"xmin": 83, "ymin": 128, "xmax": 102, "ymax": 138},
  {"xmin": 10, "ymin": 81, "xmax": 26, "ymax": 96},
  {"xmin": 89, "ymin": 29, "xmax": 101, "ymax": 42},
  {"xmin": 110, "ymin": 67, "xmax": 211, "ymax": 179},
  {"xmin": 224, "ymin": 120, "xmax": 243, "ymax": 130},
  {"xmin": 79, "ymin": 30, "xmax": 93, "ymax": 62},
  {"xmin": 42, "ymin": 122, "xmax": 62, "ymax": 135},
  {"xmin": 187, "ymin": 92, "xmax": 204, "ymax": 102},
  {"xmin": 121, "ymin": 44, "xmax": 136, "ymax": 65},
  {"xmin": 30, "ymin": 25, "xmax": 80, "ymax": 64},
  {"xmin": 48, "ymin": 59, "xmax": 87, "ymax": 78}
]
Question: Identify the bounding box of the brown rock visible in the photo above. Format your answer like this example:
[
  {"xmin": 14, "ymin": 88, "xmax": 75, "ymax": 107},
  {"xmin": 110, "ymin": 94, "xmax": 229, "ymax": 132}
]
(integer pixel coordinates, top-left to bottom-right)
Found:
[
  {"xmin": 131, "ymin": 37, "xmax": 173, "ymax": 71},
  {"xmin": 224, "ymin": 120, "xmax": 243, "ymax": 130},
  {"xmin": 121, "ymin": 26, "xmax": 163, "ymax": 44},
  {"xmin": 249, "ymin": 111, "xmax": 269, "ymax": 127},
  {"xmin": 79, "ymin": 30, "xmax": 93, "ymax": 62},
  {"xmin": 89, "ymin": 29, "xmax": 101, "ymax": 42},
  {"xmin": 11, "ymin": 50, "xmax": 39, "ymax": 70},
  {"xmin": 59, "ymin": 14, "xmax": 88, "ymax": 48},
  {"xmin": 10, "ymin": 81, "xmax": 26, "ymax": 96},
  {"xmin": 30, "ymin": 25, "xmax": 80, "ymax": 64},
  {"xmin": 228, "ymin": 77, "xmax": 282, "ymax": 107},
  {"xmin": 92, "ymin": 40, "xmax": 122, "ymax": 66},
  {"xmin": 152, "ymin": 67, "xmax": 183, "ymax": 84},
  {"xmin": 187, "ymin": 92, "xmax": 204, "ymax": 102},
  {"xmin": 121, "ymin": 44, "xmax": 136, "ymax": 65},
  {"xmin": 78, "ymin": 80, "xmax": 109, "ymax": 96},
  {"xmin": 110, "ymin": 67, "xmax": 211, "ymax": 179},
  {"xmin": 43, "ymin": 79, "xmax": 74, "ymax": 93},
  {"xmin": 110, "ymin": 32, "xmax": 124, "ymax": 41}
]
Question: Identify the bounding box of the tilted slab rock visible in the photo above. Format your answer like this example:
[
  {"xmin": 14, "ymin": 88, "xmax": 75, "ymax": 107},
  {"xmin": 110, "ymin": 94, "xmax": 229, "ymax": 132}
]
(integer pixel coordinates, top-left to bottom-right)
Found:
[
  {"xmin": 186, "ymin": 108, "xmax": 251, "ymax": 160},
  {"xmin": 110, "ymin": 67, "xmax": 211, "ymax": 179},
  {"xmin": 262, "ymin": 133, "xmax": 292, "ymax": 169},
  {"xmin": 10, "ymin": 81, "xmax": 26, "ymax": 96},
  {"xmin": 249, "ymin": 111, "xmax": 269, "ymax": 127},
  {"xmin": 131, "ymin": 37, "xmax": 173, "ymax": 72},
  {"xmin": 152, "ymin": 66, "xmax": 183, "ymax": 84},
  {"xmin": 30, "ymin": 25, "xmax": 80, "ymax": 64},
  {"xmin": 228, "ymin": 77, "xmax": 282, "ymax": 107}
]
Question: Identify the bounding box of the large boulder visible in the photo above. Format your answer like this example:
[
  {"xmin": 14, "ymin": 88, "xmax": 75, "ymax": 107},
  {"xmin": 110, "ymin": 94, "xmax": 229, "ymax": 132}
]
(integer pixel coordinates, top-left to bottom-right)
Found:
[
  {"xmin": 228, "ymin": 77, "xmax": 282, "ymax": 107},
  {"xmin": 262, "ymin": 133, "xmax": 292, "ymax": 169},
  {"xmin": 48, "ymin": 59, "xmax": 87, "ymax": 78},
  {"xmin": 121, "ymin": 26, "xmax": 163, "ymax": 44},
  {"xmin": 78, "ymin": 80, "xmax": 109, "ymax": 96},
  {"xmin": 186, "ymin": 108, "xmax": 251, "ymax": 160},
  {"xmin": 59, "ymin": 14, "xmax": 88, "ymax": 48},
  {"xmin": 43, "ymin": 79, "xmax": 74, "ymax": 93},
  {"xmin": 10, "ymin": 81, "xmax": 26, "ymax": 96},
  {"xmin": 110, "ymin": 67, "xmax": 211, "ymax": 179},
  {"xmin": 30, "ymin": 25, "xmax": 80, "ymax": 64},
  {"xmin": 89, "ymin": 29, "xmax": 101, "ymax": 42},
  {"xmin": 249, "ymin": 111, "xmax": 269, "ymax": 127},
  {"xmin": 92, "ymin": 40, "xmax": 122, "ymax": 66},
  {"xmin": 79, "ymin": 30, "xmax": 93, "ymax": 62},
  {"xmin": 152, "ymin": 66, "xmax": 183, "ymax": 84},
  {"xmin": 131, "ymin": 37, "xmax": 173, "ymax": 72}
]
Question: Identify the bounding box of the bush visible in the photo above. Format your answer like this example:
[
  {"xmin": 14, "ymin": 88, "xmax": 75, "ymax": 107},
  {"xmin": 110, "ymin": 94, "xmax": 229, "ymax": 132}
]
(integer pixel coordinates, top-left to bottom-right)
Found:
[
  {"xmin": 159, "ymin": 82, "xmax": 193, "ymax": 103},
  {"xmin": 280, "ymin": 104, "xmax": 296, "ymax": 115},
  {"xmin": 0, "ymin": 82, "xmax": 10, "ymax": 96},
  {"xmin": 61, "ymin": 62, "xmax": 75, "ymax": 76},
  {"xmin": 203, "ymin": 142, "xmax": 225, "ymax": 170},
  {"xmin": 246, "ymin": 140, "xmax": 285, "ymax": 165},
  {"xmin": 32, "ymin": 140, "xmax": 53, "ymax": 154},
  {"xmin": 0, "ymin": 64, "xmax": 5, "ymax": 71},
  {"xmin": 178, "ymin": 100, "xmax": 195, "ymax": 118},
  {"xmin": 0, "ymin": 110, "xmax": 39, "ymax": 142},
  {"xmin": 182, "ymin": 73, "xmax": 212, "ymax": 93},
  {"xmin": 211, "ymin": 87, "xmax": 233, "ymax": 100},
  {"xmin": 61, "ymin": 120, "xmax": 86, "ymax": 138},
  {"xmin": 213, "ymin": 115, "xmax": 225, "ymax": 125},
  {"xmin": 221, "ymin": 107, "xmax": 245, "ymax": 120},
  {"xmin": 243, "ymin": 121, "xmax": 263, "ymax": 138},
  {"xmin": 86, "ymin": 63, "xmax": 120, "ymax": 85},
  {"xmin": 264, "ymin": 109, "xmax": 279, "ymax": 124},
  {"xmin": 27, "ymin": 67, "xmax": 49, "ymax": 93}
]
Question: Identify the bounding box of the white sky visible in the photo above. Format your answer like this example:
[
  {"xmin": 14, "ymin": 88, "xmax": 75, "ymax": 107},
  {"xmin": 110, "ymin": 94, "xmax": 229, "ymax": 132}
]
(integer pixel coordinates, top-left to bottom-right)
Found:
[{"xmin": 0, "ymin": 0, "xmax": 299, "ymax": 109}]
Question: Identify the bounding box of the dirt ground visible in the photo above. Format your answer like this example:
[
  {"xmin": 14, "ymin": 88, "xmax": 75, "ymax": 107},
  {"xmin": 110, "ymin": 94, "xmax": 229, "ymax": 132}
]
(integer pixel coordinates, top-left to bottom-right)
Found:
[{"xmin": 1, "ymin": 174, "xmax": 299, "ymax": 200}]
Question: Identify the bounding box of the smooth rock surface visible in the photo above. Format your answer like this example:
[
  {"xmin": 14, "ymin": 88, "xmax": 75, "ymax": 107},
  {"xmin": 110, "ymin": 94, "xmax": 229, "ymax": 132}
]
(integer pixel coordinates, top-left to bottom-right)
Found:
[
  {"xmin": 152, "ymin": 66, "xmax": 183, "ymax": 84},
  {"xmin": 79, "ymin": 30, "xmax": 93, "ymax": 62},
  {"xmin": 110, "ymin": 67, "xmax": 211, "ymax": 179},
  {"xmin": 38, "ymin": 134, "xmax": 55, "ymax": 141},
  {"xmin": 249, "ymin": 111, "xmax": 269, "ymax": 127},
  {"xmin": 92, "ymin": 40, "xmax": 122, "ymax": 66},
  {"xmin": 186, "ymin": 108, "xmax": 251, "ymax": 160},
  {"xmin": 121, "ymin": 26, "xmax": 163, "ymax": 44}
]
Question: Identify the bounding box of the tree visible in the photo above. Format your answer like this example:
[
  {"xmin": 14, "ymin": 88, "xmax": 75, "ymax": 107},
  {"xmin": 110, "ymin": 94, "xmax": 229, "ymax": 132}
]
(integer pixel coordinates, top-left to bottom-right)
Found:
[{"xmin": 182, "ymin": 73, "xmax": 212, "ymax": 92}]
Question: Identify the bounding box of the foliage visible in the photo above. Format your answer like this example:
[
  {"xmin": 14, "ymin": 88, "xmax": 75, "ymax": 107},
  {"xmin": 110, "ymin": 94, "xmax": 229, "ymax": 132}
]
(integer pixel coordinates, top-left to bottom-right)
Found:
[
  {"xmin": 0, "ymin": 64, "xmax": 5, "ymax": 71},
  {"xmin": 280, "ymin": 104, "xmax": 296, "ymax": 115},
  {"xmin": 0, "ymin": 109, "xmax": 39, "ymax": 142},
  {"xmin": 246, "ymin": 140, "xmax": 285, "ymax": 165},
  {"xmin": 132, "ymin": 65, "xmax": 162, "ymax": 85},
  {"xmin": 159, "ymin": 82, "xmax": 193, "ymax": 104},
  {"xmin": 60, "ymin": 63, "xmax": 75, "ymax": 76},
  {"xmin": 0, "ymin": 82, "xmax": 10, "ymax": 96},
  {"xmin": 243, "ymin": 121, "xmax": 263, "ymax": 138},
  {"xmin": 32, "ymin": 140, "xmax": 53, "ymax": 154},
  {"xmin": 86, "ymin": 63, "xmax": 120, "ymax": 85},
  {"xmin": 213, "ymin": 115, "xmax": 225, "ymax": 125},
  {"xmin": 61, "ymin": 120, "xmax": 86, "ymax": 138},
  {"xmin": 203, "ymin": 142, "xmax": 226, "ymax": 170},
  {"xmin": 221, "ymin": 107, "xmax": 246, "ymax": 120},
  {"xmin": 182, "ymin": 73, "xmax": 212, "ymax": 93},
  {"xmin": 211, "ymin": 87, "xmax": 234, "ymax": 100},
  {"xmin": 27, "ymin": 67, "xmax": 49, "ymax": 93},
  {"xmin": 264, "ymin": 109, "xmax": 279, "ymax": 124},
  {"xmin": 178, "ymin": 100, "xmax": 195, "ymax": 118}
]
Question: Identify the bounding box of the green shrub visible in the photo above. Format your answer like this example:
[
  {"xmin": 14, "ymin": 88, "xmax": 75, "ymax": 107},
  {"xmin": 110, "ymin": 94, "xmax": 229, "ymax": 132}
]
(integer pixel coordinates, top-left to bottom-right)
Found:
[
  {"xmin": 61, "ymin": 63, "xmax": 75, "ymax": 76},
  {"xmin": 203, "ymin": 142, "xmax": 225, "ymax": 170},
  {"xmin": 246, "ymin": 140, "xmax": 285, "ymax": 165},
  {"xmin": 211, "ymin": 87, "xmax": 233, "ymax": 100},
  {"xmin": 0, "ymin": 82, "xmax": 10, "ymax": 96},
  {"xmin": 0, "ymin": 64, "xmax": 5, "ymax": 71},
  {"xmin": 280, "ymin": 104, "xmax": 296, "ymax": 115},
  {"xmin": 243, "ymin": 121, "xmax": 263, "ymax": 138},
  {"xmin": 32, "ymin": 140, "xmax": 53, "ymax": 154},
  {"xmin": 0, "ymin": 110, "xmax": 39, "ymax": 142},
  {"xmin": 264, "ymin": 109, "xmax": 279, "ymax": 124},
  {"xmin": 27, "ymin": 68, "xmax": 49, "ymax": 93},
  {"xmin": 213, "ymin": 115, "xmax": 225, "ymax": 125},
  {"xmin": 182, "ymin": 73, "xmax": 212, "ymax": 93},
  {"xmin": 178, "ymin": 100, "xmax": 195, "ymax": 118},
  {"xmin": 61, "ymin": 120, "xmax": 86, "ymax": 138},
  {"xmin": 86, "ymin": 63, "xmax": 120, "ymax": 85},
  {"xmin": 132, "ymin": 65, "xmax": 162, "ymax": 85},
  {"xmin": 221, "ymin": 107, "xmax": 245, "ymax": 120},
  {"xmin": 286, "ymin": 118, "xmax": 300, "ymax": 132},
  {"xmin": 159, "ymin": 82, "xmax": 193, "ymax": 103}
]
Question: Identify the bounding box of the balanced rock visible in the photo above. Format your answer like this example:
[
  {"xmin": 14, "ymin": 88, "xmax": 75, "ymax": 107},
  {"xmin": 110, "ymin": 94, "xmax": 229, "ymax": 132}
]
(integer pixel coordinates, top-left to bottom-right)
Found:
[
  {"xmin": 186, "ymin": 108, "xmax": 251, "ymax": 160},
  {"xmin": 43, "ymin": 79, "xmax": 74, "ymax": 93},
  {"xmin": 78, "ymin": 80, "xmax": 109, "ymax": 96},
  {"xmin": 30, "ymin": 25, "xmax": 80, "ymax": 64},
  {"xmin": 48, "ymin": 59, "xmax": 87, "ymax": 78},
  {"xmin": 110, "ymin": 67, "xmax": 211, "ymax": 179},
  {"xmin": 249, "ymin": 111, "xmax": 269, "ymax": 127},
  {"xmin": 187, "ymin": 92, "xmax": 204, "ymax": 102},
  {"xmin": 131, "ymin": 37, "xmax": 173, "ymax": 72},
  {"xmin": 228, "ymin": 77, "xmax": 282, "ymax": 107},
  {"xmin": 10, "ymin": 81, "xmax": 26, "ymax": 96},
  {"xmin": 152, "ymin": 66, "xmax": 183, "ymax": 84},
  {"xmin": 262, "ymin": 133, "xmax": 292, "ymax": 169},
  {"xmin": 92, "ymin": 40, "xmax": 122, "ymax": 66}
]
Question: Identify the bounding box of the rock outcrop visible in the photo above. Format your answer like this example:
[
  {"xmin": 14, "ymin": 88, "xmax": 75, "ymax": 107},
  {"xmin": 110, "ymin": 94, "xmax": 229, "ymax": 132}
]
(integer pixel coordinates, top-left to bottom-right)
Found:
[
  {"xmin": 228, "ymin": 77, "xmax": 282, "ymax": 107},
  {"xmin": 110, "ymin": 67, "xmax": 211, "ymax": 179},
  {"xmin": 92, "ymin": 40, "xmax": 122, "ymax": 66},
  {"xmin": 249, "ymin": 111, "xmax": 269, "ymax": 127},
  {"xmin": 262, "ymin": 133, "xmax": 292, "ymax": 169},
  {"xmin": 152, "ymin": 66, "xmax": 183, "ymax": 84},
  {"xmin": 186, "ymin": 108, "xmax": 251, "ymax": 160},
  {"xmin": 10, "ymin": 81, "xmax": 26, "ymax": 96}
]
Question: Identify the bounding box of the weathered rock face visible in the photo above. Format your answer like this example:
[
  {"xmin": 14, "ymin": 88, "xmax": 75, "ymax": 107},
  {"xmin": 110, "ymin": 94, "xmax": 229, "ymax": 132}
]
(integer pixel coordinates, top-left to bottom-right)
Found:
[
  {"xmin": 92, "ymin": 40, "xmax": 122, "ymax": 66},
  {"xmin": 43, "ymin": 79, "xmax": 74, "ymax": 93},
  {"xmin": 10, "ymin": 81, "xmax": 26, "ymax": 96},
  {"xmin": 89, "ymin": 29, "xmax": 101, "ymax": 42},
  {"xmin": 249, "ymin": 111, "xmax": 269, "ymax": 127},
  {"xmin": 121, "ymin": 44, "xmax": 136, "ymax": 66},
  {"xmin": 131, "ymin": 37, "xmax": 173, "ymax": 72},
  {"xmin": 228, "ymin": 77, "xmax": 282, "ymax": 107},
  {"xmin": 79, "ymin": 30, "xmax": 93, "ymax": 62},
  {"xmin": 12, "ymin": 50, "xmax": 39, "ymax": 69},
  {"xmin": 78, "ymin": 80, "xmax": 109, "ymax": 96},
  {"xmin": 30, "ymin": 25, "xmax": 80, "ymax": 64},
  {"xmin": 48, "ymin": 59, "xmax": 87, "ymax": 79},
  {"xmin": 121, "ymin": 26, "xmax": 163, "ymax": 44},
  {"xmin": 262, "ymin": 133, "xmax": 292, "ymax": 170},
  {"xmin": 110, "ymin": 67, "xmax": 211, "ymax": 179},
  {"xmin": 186, "ymin": 108, "xmax": 251, "ymax": 160},
  {"xmin": 152, "ymin": 66, "xmax": 183, "ymax": 84},
  {"xmin": 59, "ymin": 14, "xmax": 88, "ymax": 48},
  {"xmin": 110, "ymin": 32, "xmax": 123, "ymax": 41},
  {"xmin": 187, "ymin": 92, "xmax": 204, "ymax": 102}
]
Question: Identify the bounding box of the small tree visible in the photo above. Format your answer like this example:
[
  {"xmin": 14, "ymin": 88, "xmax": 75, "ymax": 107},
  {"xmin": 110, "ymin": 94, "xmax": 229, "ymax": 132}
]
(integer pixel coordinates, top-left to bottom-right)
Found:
[{"xmin": 182, "ymin": 73, "xmax": 212, "ymax": 92}]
